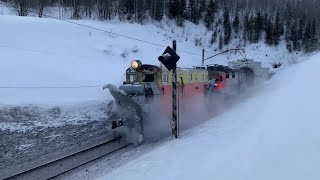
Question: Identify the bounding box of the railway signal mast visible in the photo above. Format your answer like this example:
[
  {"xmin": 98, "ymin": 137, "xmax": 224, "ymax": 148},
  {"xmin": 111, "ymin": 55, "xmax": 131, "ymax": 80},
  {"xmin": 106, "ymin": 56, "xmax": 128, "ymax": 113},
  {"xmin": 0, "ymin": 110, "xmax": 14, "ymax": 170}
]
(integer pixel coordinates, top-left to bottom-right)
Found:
[{"xmin": 158, "ymin": 40, "xmax": 180, "ymax": 138}]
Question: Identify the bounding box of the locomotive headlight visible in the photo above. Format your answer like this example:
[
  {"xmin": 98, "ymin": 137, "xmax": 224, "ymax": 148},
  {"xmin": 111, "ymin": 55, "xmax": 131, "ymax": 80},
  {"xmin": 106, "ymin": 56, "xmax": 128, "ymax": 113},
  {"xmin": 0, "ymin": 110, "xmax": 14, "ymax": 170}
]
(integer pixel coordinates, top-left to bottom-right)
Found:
[{"xmin": 131, "ymin": 60, "xmax": 142, "ymax": 70}]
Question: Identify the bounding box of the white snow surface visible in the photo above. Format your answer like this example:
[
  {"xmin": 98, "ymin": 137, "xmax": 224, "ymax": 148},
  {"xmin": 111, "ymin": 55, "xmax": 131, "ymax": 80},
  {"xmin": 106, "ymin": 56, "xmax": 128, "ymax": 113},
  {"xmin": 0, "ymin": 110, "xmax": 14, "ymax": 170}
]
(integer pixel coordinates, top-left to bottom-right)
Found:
[
  {"xmin": 0, "ymin": 8, "xmax": 305, "ymax": 106},
  {"xmin": 97, "ymin": 53, "xmax": 320, "ymax": 180},
  {"xmin": 0, "ymin": 14, "xmax": 206, "ymax": 106},
  {"xmin": 1, "ymin": 4, "xmax": 319, "ymax": 180}
]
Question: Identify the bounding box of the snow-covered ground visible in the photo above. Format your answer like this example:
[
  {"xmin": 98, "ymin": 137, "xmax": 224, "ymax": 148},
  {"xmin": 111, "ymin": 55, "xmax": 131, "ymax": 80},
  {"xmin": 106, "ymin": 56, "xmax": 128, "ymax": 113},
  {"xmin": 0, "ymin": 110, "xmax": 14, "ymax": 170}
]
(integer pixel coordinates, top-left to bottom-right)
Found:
[
  {"xmin": 1, "ymin": 4, "xmax": 317, "ymax": 179},
  {"xmin": 0, "ymin": 4, "xmax": 304, "ymax": 106},
  {"xmin": 92, "ymin": 53, "xmax": 320, "ymax": 180}
]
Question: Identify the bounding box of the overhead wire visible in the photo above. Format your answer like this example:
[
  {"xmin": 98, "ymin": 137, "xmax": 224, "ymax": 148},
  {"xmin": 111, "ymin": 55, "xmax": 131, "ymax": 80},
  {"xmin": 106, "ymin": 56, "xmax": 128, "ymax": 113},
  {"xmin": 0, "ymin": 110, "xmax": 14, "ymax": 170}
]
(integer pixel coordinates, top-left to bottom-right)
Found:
[
  {"xmin": 0, "ymin": 2, "xmax": 201, "ymax": 89},
  {"xmin": 204, "ymin": 48, "xmax": 248, "ymax": 62},
  {"xmin": 0, "ymin": 2, "xmax": 250, "ymax": 90},
  {"xmin": 0, "ymin": 44, "xmax": 100, "ymax": 59},
  {"xmin": 0, "ymin": 85, "xmax": 103, "ymax": 89},
  {"xmin": 41, "ymin": 12, "xmax": 201, "ymax": 56},
  {"xmin": 0, "ymin": 1, "xmax": 202, "ymax": 57}
]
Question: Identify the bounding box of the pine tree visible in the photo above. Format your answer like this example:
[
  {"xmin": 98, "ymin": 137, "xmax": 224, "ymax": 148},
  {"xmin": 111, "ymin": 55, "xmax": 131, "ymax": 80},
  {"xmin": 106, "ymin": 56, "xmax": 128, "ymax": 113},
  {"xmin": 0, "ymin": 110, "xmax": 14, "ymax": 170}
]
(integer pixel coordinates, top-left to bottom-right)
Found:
[
  {"xmin": 210, "ymin": 30, "xmax": 217, "ymax": 45},
  {"xmin": 168, "ymin": 0, "xmax": 179, "ymax": 19},
  {"xmin": 135, "ymin": 0, "xmax": 147, "ymax": 23},
  {"xmin": 199, "ymin": 0, "xmax": 206, "ymax": 19},
  {"xmin": 265, "ymin": 18, "xmax": 273, "ymax": 45},
  {"xmin": 243, "ymin": 13, "xmax": 250, "ymax": 45},
  {"xmin": 253, "ymin": 11, "xmax": 263, "ymax": 43},
  {"xmin": 248, "ymin": 15, "xmax": 254, "ymax": 43},
  {"xmin": 223, "ymin": 8, "xmax": 232, "ymax": 45},
  {"xmin": 263, "ymin": 12, "xmax": 268, "ymax": 31},
  {"xmin": 273, "ymin": 11, "xmax": 282, "ymax": 46},
  {"xmin": 187, "ymin": 0, "xmax": 199, "ymax": 24},
  {"xmin": 303, "ymin": 21, "xmax": 313, "ymax": 52},
  {"xmin": 154, "ymin": 0, "xmax": 164, "ymax": 21},
  {"xmin": 205, "ymin": 0, "xmax": 218, "ymax": 29},
  {"xmin": 179, "ymin": 0, "xmax": 186, "ymax": 18},
  {"xmin": 311, "ymin": 18, "xmax": 318, "ymax": 50},
  {"xmin": 121, "ymin": 0, "xmax": 135, "ymax": 20},
  {"xmin": 284, "ymin": 1, "xmax": 293, "ymax": 43},
  {"xmin": 304, "ymin": 18, "xmax": 319, "ymax": 52},
  {"xmin": 175, "ymin": 0, "xmax": 184, "ymax": 27},
  {"xmin": 233, "ymin": 10, "xmax": 240, "ymax": 35},
  {"xmin": 291, "ymin": 21, "xmax": 299, "ymax": 51},
  {"xmin": 298, "ymin": 16, "xmax": 306, "ymax": 43},
  {"xmin": 219, "ymin": 35, "xmax": 223, "ymax": 49},
  {"xmin": 285, "ymin": 1, "xmax": 292, "ymax": 28},
  {"xmin": 286, "ymin": 41, "xmax": 292, "ymax": 53}
]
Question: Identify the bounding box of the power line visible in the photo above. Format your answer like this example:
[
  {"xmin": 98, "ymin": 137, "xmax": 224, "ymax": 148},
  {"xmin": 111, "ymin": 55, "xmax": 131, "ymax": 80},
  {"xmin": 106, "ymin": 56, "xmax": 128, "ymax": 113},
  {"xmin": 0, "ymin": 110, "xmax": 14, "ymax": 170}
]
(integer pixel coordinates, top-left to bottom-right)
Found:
[
  {"xmin": 38, "ymin": 10, "xmax": 202, "ymax": 56},
  {"xmin": 152, "ymin": 22, "xmax": 186, "ymax": 39},
  {"xmin": 0, "ymin": 44, "xmax": 99, "ymax": 59},
  {"xmin": 0, "ymin": 2, "xmax": 202, "ymax": 57},
  {"xmin": 0, "ymin": 85, "xmax": 103, "ymax": 89},
  {"xmin": 204, "ymin": 49, "xmax": 247, "ymax": 61}
]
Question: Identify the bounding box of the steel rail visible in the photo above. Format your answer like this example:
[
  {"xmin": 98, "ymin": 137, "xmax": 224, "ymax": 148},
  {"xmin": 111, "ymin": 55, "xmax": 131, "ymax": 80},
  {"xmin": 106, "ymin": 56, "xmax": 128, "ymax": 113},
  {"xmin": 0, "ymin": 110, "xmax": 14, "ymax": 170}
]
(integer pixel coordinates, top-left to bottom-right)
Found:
[{"xmin": 3, "ymin": 137, "xmax": 130, "ymax": 180}]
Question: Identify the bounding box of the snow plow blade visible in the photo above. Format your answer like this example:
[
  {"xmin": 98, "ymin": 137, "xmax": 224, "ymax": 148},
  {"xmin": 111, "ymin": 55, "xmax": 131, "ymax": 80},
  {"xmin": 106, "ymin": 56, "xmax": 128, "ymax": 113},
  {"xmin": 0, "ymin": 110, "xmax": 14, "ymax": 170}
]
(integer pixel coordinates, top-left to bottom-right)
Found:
[{"xmin": 103, "ymin": 84, "xmax": 144, "ymax": 146}]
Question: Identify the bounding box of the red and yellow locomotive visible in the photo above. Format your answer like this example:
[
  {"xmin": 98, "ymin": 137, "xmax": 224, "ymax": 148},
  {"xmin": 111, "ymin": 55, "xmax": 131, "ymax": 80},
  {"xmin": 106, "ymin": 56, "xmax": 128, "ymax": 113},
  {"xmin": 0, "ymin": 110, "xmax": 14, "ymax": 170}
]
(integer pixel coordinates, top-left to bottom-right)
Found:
[{"xmin": 104, "ymin": 60, "xmax": 249, "ymax": 145}]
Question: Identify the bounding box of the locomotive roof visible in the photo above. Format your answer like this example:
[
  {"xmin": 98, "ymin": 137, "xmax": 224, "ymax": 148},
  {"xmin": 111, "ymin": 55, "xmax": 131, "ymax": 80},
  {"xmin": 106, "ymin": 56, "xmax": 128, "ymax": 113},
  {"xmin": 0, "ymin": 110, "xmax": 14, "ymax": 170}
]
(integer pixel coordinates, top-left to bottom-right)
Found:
[
  {"xmin": 161, "ymin": 66, "xmax": 207, "ymax": 72},
  {"xmin": 138, "ymin": 64, "xmax": 161, "ymax": 72},
  {"xmin": 127, "ymin": 64, "xmax": 161, "ymax": 73},
  {"xmin": 128, "ymin": 63, "xmax": 236, "ymax": 73},
  {"xmin": 206, "ymin": 64, "xmax": 235, "ymax": 73}
]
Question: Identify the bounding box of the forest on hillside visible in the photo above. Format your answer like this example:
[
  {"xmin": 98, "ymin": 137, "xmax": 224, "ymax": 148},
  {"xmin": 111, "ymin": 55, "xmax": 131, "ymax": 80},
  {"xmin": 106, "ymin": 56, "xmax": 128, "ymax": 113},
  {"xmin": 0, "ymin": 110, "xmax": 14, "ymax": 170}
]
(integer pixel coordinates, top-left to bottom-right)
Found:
[{"xmin": 2, "ymin": 0, "xmax": 320, "ymax": 53}]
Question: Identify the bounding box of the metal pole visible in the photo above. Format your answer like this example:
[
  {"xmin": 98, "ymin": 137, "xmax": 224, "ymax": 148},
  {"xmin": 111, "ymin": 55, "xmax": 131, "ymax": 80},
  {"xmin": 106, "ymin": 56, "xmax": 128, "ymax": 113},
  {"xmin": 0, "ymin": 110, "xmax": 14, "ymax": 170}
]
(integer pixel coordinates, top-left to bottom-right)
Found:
[
  {"xmin": 171, "ymin": 40, "xmax": 179, "ymax": 138},
  {"xmin": 202, "ymin": 49, "xmax": 205, "ymax": 67},
  {"xmin": 176, "ymin": 74, "xmax": 180, "ymax": 138}
]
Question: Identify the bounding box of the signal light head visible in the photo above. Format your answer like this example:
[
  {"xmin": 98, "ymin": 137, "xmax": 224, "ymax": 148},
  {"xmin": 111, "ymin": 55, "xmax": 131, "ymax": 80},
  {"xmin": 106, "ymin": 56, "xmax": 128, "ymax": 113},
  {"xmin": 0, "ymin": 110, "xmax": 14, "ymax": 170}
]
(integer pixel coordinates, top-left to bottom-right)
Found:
[
  {"xmin": 131, "ymin": 60, "xmax": 142, "ymax": 70},
  {"xmin": 158, "ymin": 53, "xmax": 171, "ymax": 62}
]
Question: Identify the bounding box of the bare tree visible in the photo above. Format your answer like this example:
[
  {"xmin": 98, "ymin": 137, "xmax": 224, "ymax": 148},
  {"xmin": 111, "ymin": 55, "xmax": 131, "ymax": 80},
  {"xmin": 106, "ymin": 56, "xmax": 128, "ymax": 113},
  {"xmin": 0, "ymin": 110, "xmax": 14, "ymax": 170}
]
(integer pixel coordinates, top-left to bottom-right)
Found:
[
  {"xmin": 12, "ymin": 0, "xmax": 30, "ymax": 16},
  {"xmin": 71, "ymin": 0, "xmax": 82, "ymax": 19},
  {"xmin": 34, "ymin": 0, "xmax": 50, "ymax": 17},
  {"xmin": 97, "ymin": 0, "xmax": 112, "ymax": 20},
  {"xmin": 83, "ymin": 0, "xmax": 95, "ymax": 18}
]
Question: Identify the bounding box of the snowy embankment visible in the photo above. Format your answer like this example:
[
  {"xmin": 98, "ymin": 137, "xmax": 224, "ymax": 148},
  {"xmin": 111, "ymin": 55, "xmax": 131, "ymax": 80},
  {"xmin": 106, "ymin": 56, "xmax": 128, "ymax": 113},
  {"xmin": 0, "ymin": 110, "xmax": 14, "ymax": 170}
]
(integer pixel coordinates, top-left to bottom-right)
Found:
[
  {"xmin": 0, "ymin": 12, "xmax": 301, "ymax": 106},
  {"xmin": 99, "ymin": 53, "xmax": 320, "ymax": 180},
  {"xmin": 0, "ymin": 7, "xmax": 311, "ymax": 178},
  {"xmin": 0, "ymin": 16, "xmax": 196, "ymax": 106}
]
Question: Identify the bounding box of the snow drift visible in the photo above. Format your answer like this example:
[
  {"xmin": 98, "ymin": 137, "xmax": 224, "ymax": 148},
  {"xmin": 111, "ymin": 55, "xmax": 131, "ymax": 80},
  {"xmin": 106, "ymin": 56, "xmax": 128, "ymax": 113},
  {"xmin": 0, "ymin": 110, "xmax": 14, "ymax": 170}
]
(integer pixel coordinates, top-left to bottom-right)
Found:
[
  {"xmin": 0, "ymin": 13, "xmax": 302, "ymax": 106},
  {"xmin": 98, "ymin": 53, "xmax": 320, "ymax": 180}
]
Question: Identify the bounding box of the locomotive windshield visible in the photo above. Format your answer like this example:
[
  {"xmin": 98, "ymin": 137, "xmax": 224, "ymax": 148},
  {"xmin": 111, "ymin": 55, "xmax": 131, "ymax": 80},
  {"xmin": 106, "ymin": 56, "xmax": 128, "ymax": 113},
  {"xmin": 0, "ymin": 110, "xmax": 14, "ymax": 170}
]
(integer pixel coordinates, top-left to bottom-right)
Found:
[
  {"xmin": 129, "ymin": 73, "xmax": 137, "ymax": 82},
  {"xmin": 208, "ymin": 73, "xmax": 221, "ymax": 81},
  {"xmin": 125, "ymin": 67, "xmax": 138, "ymax": 83},
  {"xmin": 125, "ymin": 70, "xmax": 156, "ymax": 84},
  {"xmin": 142, "ymin": 74, "xmax": 155, "ymax": 82}
]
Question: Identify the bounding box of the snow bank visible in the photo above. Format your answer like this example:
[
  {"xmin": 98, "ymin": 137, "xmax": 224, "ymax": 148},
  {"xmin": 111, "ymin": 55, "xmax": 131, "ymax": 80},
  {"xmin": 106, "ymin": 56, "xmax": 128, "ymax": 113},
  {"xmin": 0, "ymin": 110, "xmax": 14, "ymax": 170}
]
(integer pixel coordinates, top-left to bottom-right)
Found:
[
  {"xmin": 98, "ymin": 53, "xmax": 320, "ymax": 180},
  {"xmin": 0, "ymin": 15, "xmax": 200, "ymax": 105},
  {"xmin": 0, "ymin": 12, "xmax": 304, "ymax": 106}
]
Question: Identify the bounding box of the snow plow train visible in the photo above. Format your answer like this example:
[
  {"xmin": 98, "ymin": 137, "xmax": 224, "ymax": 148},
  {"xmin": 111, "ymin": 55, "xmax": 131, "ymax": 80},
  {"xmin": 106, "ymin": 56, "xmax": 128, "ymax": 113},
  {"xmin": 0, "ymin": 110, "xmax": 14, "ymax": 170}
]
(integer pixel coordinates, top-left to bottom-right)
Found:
[{"xmin": 103, "ymin": 58, "xmax": 258, "ymax": 145}]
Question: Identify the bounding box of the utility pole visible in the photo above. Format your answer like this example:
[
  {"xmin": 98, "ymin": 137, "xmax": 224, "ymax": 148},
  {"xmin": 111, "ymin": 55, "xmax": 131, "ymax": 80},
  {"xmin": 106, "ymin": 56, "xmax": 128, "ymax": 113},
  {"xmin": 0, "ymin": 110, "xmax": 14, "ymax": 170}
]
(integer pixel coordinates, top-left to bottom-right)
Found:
[
  {"xmin": 158, "ymin": 41, "xmax": 180, "ymax": 139},
  {"xmin": 202, "ymin": 49, "xmax": 205, "ymax": 67},
  {"xmin": 153, "ymin": 0, "xmax": 156, "ymax": 22},
  {"xmin": 171, "ymin": 40, "xmax": 179, "ymax": 138}
]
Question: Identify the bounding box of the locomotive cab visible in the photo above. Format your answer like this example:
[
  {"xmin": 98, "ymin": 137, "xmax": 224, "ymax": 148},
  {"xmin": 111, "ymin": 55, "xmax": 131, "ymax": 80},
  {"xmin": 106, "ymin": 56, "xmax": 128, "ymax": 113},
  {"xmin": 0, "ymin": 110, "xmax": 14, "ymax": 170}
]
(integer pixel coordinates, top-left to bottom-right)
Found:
[
  {"xmin": 124, "ymin": 61, "xmax": 160, "ymax": 84},
  {"xmin": 120, "ymin": 61, "xmax": 161, "ymax": 103}
]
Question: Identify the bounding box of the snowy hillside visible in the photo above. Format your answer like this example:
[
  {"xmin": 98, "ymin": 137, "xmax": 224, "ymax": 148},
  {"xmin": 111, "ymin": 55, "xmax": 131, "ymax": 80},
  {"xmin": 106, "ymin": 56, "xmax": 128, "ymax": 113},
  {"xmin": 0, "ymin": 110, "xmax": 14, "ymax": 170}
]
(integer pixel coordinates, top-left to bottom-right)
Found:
[
  {"xmin": 96, "ymin": 53, "xmax": 320, "ymax": 180},
  {"xmin": 1, "ymin": 4, "xmax": 319, "ymax": 180},
  {"xmin": 0, "ymin": 15, "xmax": 194, "ymax": 105},
  {"xmin": 0, "ymin": 4, "xmax": 306, "ymax": 106}
]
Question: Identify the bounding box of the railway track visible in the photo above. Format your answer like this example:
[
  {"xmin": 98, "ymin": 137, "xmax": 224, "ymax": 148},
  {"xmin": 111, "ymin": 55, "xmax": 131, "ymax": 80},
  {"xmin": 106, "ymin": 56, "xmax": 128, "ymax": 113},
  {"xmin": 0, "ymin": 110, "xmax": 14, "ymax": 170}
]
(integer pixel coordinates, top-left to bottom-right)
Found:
[{"xmin": 3, "ymin": 137, "xmax": 130, "ymax": 180}]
